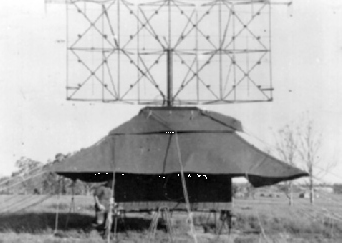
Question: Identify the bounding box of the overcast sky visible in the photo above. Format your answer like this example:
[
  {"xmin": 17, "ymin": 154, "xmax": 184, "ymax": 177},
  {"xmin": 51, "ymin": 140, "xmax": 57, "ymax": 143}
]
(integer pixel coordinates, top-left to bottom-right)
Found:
[{"xmin": 0, "ymin": 0, "xmax": 342, "ymax": 183}]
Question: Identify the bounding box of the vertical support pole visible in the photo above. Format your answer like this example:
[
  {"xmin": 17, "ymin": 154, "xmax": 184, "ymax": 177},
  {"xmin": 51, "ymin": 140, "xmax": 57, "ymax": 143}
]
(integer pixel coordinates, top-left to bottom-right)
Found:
[
  {"xmin": 268, "ymin": 2, "xmax": 273, "ymax": 100},
  {"xmin": 65, "ymin": 0, "xmax": 69, "ymax": 100},
  {"xmin": 65, "ymin": 180, "xmax": 76, "ymax": 229},
  {"xmin": 214, "ymin": 210, "xmax": 217, "ymax": 234},
  {"xmin": 195, "ymin": 7, "xmax": 199, "ymax": 103},
  {"xmin": 229, "ymin": 177, "xmax": 233, "ymax": 234},
  {"xmin": 117, "ymin": 0, "xmax": 121, "ymax": 99},
  {"xmin": 309, "ymin": 168, "xmax": 314, "ymax": 204},
  {"xmin": 107, "ymin": 136, "xmax": 117, "ymax": 242},
  {"xmin": 218, "ymin": 1, "xmax": 223, "ymax": 100},
  {"xmin": 168, "ymin": 0, "xmax": 172, "ymax": 53},
  {"xmin": 137, "ymin": 3, "xmax": 141, "ymax": 103},
  {"xmin": 167, "ymin": 49, "xmax": 173, "ymax": 107},
  {"xmin": 167, "ymin": 0, "xmax": 173, "ymax": 107},
  {"xmin": 232, "ymin": 3, "xmax": 237, "ymax": 101},
  {"xmin": 54, "ymin": 179, "xmax": 62, "ymax": 235},
  {"xmin": 102, "ymin": 4, "xmax": 105, "ymax": 102},
  {"xmin": 246, "ymin": 36, "xmax": 249, "ymax": 96}
]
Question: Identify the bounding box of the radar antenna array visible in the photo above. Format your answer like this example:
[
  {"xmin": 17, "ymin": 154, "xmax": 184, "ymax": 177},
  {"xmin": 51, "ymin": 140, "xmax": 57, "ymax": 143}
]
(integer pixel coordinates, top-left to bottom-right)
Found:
[{"xmin": 46, "ymin": 0, "xmax": 292, "ymax": 106}]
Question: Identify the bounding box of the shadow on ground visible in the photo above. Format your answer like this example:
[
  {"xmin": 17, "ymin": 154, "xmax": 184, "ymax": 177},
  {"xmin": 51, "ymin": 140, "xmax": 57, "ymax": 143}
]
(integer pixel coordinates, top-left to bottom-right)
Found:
[{"xmin": 0, "ymin": 212, "xmax": 154, "ymax": 234}]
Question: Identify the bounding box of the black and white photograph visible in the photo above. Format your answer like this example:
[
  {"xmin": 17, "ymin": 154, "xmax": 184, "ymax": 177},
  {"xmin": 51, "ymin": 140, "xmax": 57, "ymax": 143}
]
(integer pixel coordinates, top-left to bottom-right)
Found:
[{"xmin": 0, "ymin": 0, "xmax": 342, "ymax": 242}]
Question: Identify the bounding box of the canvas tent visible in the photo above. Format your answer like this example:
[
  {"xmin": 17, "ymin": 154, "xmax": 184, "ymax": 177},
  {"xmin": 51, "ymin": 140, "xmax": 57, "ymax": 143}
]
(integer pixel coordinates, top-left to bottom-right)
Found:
[{"xmin": 50, "ymin": 106, "xmax": 308, "ymax": 210}]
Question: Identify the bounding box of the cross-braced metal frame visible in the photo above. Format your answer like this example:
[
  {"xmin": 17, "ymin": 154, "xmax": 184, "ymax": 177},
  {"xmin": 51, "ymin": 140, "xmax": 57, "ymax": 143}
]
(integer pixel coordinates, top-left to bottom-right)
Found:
[{"xmin": 63, "ymin": 0, "xmax": 291, "ymax": 105}]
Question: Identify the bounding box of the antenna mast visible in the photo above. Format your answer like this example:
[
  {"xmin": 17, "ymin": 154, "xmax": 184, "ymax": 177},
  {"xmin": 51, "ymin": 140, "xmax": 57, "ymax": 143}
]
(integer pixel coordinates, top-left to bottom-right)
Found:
[{"xmin": 167, "ymin": 0, "xmax": 173, "ymax": 107}]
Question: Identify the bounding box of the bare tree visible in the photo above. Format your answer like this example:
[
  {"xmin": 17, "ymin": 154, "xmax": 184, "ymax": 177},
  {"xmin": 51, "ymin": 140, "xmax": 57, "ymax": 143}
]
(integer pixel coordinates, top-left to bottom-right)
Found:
[
  {"xmin": 274, "ymin": 124, "xmax": 299, "ymax": 205},
  {"xmin": 297, "ymin": 120, "xmax": 335, "ymax": 204},
  {"xmin": 273, "ymin": 116, "xmax": 336, "ymax": 205}
]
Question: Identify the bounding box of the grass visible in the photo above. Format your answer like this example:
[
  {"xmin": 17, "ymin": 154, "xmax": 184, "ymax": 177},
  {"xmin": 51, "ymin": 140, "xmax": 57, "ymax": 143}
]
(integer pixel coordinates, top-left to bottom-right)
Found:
[{"xmin": 1, "ymin": 194, "xmax": 342, "ymax": 242}]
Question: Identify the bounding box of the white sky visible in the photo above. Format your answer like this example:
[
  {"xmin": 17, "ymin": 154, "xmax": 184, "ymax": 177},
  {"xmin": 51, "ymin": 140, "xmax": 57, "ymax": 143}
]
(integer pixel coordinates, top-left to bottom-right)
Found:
[{"xmin": 0, "ymin": 0, "xmax": 342, "ymax": 183}]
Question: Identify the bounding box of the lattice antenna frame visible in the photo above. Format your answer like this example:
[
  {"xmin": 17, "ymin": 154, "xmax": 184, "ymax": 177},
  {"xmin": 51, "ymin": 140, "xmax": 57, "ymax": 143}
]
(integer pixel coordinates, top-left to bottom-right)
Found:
[{"xmin": 48, "ymin": 0, "xmax": 292, "ymax": 106}]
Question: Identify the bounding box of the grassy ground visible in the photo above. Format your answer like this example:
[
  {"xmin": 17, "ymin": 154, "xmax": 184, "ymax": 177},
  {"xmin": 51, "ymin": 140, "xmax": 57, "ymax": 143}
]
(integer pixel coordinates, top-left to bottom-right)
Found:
[{"xmin": 1, "ymin": 193, "xmax": 342, "ymax": 242}]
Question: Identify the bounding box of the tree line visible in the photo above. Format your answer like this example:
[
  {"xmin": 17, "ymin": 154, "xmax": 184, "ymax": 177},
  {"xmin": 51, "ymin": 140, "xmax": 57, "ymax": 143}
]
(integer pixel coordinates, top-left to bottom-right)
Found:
[
  {"xmin": 272, "ymin": 116, "xmax": 336, "ymax": 204},
  {"xmin": 0, "ymin": 154, "xmax": 97, "ymax": 196}
]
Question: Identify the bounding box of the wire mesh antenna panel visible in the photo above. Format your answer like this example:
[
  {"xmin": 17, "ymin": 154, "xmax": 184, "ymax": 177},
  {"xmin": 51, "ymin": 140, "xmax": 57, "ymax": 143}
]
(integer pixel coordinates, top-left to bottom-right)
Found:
[{"xmin": 59, "ymin": 0, "xmax": 290, "ymax": 105}]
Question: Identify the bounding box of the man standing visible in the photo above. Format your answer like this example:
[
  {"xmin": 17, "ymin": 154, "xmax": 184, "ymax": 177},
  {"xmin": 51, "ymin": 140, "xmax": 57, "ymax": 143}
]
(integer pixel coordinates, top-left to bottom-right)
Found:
[{"xmin": 93, "ymin": 180, "xmax": 113, "ymax": 228}]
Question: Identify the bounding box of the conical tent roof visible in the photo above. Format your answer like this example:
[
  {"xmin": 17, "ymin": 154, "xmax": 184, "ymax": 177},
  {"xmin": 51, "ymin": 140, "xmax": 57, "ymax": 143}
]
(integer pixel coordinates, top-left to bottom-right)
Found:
[
  {"xmin": 112, "ymin": 106, "xmax": 243, "ymax": 134},
  {"xmin": 50, "ymin": 107, "xmax": 307, "ymax": 187}
]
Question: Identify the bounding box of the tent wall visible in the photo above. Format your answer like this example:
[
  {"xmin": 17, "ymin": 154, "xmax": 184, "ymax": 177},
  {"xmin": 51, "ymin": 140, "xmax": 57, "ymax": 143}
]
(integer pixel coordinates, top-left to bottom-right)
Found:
[
  {"xmin": 60, "ymin": 173, "xmax": 232, "ymax": 210},
  {"xmin": 116, "ymin": 174, "xmax": 232, "ymax": 210}
]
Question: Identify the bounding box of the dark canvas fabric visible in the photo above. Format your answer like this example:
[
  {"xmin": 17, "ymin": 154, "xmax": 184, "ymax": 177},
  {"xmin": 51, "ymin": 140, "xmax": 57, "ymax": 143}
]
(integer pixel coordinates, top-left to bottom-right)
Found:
[
  {"xmin": 50, "ymin": 107, "xmax": 308, "ymax": 188},
  {"xmin": 52, "ymin": 133, "xmax": 306, "ymax": 181},
  {"xmin": 114, "ymin": 174, "xmax": 232, "ymax": 204}
]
